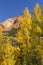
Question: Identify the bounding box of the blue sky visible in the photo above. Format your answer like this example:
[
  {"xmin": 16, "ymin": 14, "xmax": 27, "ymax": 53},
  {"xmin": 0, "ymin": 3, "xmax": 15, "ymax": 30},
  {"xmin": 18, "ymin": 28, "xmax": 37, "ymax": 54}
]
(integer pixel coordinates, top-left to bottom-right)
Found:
[{"xmin": 0, "ymin": 0, "xmax": 43, "ymax": 22}]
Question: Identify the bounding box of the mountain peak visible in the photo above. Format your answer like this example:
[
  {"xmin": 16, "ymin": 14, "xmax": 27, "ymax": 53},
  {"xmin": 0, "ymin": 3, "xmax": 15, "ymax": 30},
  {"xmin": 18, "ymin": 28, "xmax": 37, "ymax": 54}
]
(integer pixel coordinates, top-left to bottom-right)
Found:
[{"xmin": 0, "ymin": 16, "xmax": 21, "ymax": 31}]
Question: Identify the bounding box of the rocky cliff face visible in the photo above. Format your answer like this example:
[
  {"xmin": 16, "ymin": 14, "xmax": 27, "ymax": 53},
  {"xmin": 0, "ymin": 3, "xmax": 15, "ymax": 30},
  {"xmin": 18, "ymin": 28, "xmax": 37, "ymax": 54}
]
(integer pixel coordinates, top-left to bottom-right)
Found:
[{"xmin": 0, "ymin": 16, "xmax": 21, "ymax": 32}]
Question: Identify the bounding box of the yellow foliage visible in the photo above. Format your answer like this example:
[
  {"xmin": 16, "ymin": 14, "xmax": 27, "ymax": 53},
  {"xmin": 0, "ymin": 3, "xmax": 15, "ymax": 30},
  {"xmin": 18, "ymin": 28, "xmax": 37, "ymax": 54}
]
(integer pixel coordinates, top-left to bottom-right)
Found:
[
  {"xmin": 33, "ymin": 4, "xmax": 42, "ymax": 22},
  {"xmin": 21, "ymin": 8, "xmax": 32, "ymax": 30},
  {"xmin": 0, "ymin": 36, "xmax": 15, "ymax": 65},
  {"xmin": 0, "ymin": 25, "xmax": 3, "ymax": 35},
  {"xmin": 34, "ymin": 26, "xmax": 42, "ymax": 33}
]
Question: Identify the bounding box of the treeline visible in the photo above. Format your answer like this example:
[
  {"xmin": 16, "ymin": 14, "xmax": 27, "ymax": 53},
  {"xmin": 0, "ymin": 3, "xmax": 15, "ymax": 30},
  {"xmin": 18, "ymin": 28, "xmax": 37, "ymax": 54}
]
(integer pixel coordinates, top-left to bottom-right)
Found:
[{"xmin": 0, "ymin": 4, "xmax": 43, "ymax": 65}]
